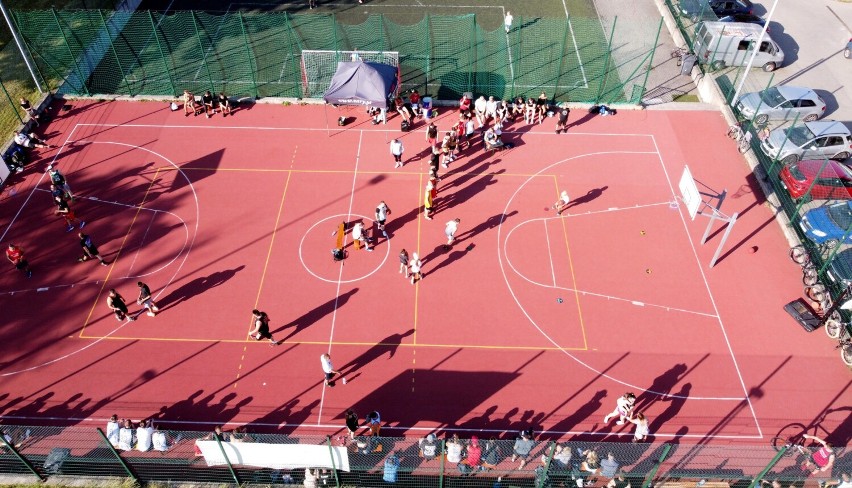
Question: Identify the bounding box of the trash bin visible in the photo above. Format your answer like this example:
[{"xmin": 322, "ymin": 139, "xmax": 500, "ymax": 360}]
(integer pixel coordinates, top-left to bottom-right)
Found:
[
  {"xmin": 422, "ymin": 96, "xmax": 433, "ymax": 119},
  {"xmin": 680, "ymin": 54, "xmax": 697, "ymax": 75}
]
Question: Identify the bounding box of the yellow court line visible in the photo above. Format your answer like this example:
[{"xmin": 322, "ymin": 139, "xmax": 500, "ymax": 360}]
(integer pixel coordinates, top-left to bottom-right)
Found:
[
  {"xmin": 79, "ymin": 168, "xmax": 162, "ymax": 338},
  {"xmin": 75, "ymin": 334, "xmax": 587, "ymax": 350},
  {"xmin": 155, "ymin": 166, "xmax": 553, "ymax": 178},
  {"xmin": 554, "ymin": 175, "xmax": 589, "ymax": 350}
]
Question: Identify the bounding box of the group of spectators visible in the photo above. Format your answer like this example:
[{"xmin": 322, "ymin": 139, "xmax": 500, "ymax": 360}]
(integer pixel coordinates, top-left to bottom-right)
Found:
[
  {"xmin": 105, "ymin": 415, "xmax": 173, "ymax": 452},
  {"xmin": 180, "ymin": 90, "xmax": 233, "ymax": 118}
]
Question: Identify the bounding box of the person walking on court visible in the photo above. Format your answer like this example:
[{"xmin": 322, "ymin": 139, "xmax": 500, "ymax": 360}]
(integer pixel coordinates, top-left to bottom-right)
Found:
[
  {"xmin": 409, "ymin": 252, "xmax": 423, "ymax": 285},
  {"xmin": 375, "ymin": 201, "xmax": 391, "ymax": 237},
  {"xmin": 107, "ymin": 288, "xmax": 135, "ymax": 322},
  {"xmin": 423, "ymin": 182, "xmax": 435, "ymax": 220},
  {"xmin": 136, "ymin": 281, "xmax": 159, "ymax": 317},
  {"xmin": 48, "ymin": 165, "xmax": 74, "ymax": 201},
  {"xmin": 79, "ymin": 232, "xmax": 109, "ymax": 266},
  {"xmin": 425, "ymin": 122, "xmax": 438, "ymax": 148},
  {"xmin": 6, "ymin": 243, "xmax": 32, "ymax": 278},
  {"xmin": 603, "ymin": 392, "xmax": 636, "ymax": 425},
  {"xmin": 504, "ymin": 10, "xmax": 513, "ymax": 33},
  {"xmin": 54, "ymin": 195, "xmax": 83, "ymax": 232},
  {"xmin": 445, "ymin": 218, "xmax": 460, "ymax": 247},
  {"xmin": 555, "ymin": 102, "xmax": 570, "ymax": 134},
  {"xmin": 321, "ymin": 353, "xmax": 342, "ymax": 386},
  {"xmin": 19, "ymin": 97, "xmax": 38, "ymax": 126},
  {"xmin": 398, "ymin": 249, "xmax": 410, "ymax": 279},
  {"xmin": 390, "ymin": 139, "xmax": 404, "ymax": 168},
  {"xmin": 352, "ymin": 222, "xmax": 372, "ymax": 251},
  {"xmin": 249, "ymin": 309, "xmax": 278, "ymax": 346},
  {"xmin": 552, "ymin": 190, "xmax": 571, "ymax": 215}
]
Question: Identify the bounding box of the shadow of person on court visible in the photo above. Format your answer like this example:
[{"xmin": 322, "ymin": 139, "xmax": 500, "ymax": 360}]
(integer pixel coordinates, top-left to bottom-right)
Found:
[
  {"xmin": 546, "ymin": 390, "xmax": 607, "ymax": 440},
  {"xmin": 562, "ymin": 186, "xmax": 608, "ymax": 210},
  {"xmin": 565, "ymin": 110, "xmax": 597, "ymax": 130},
  {"xmin": 275, "ymin": 288, "xmax": 359, "ymax": 341},
  {"xmin": 634, "ymin": 362, "xmax": 688, "ymax": 412},
  {"xmin": 156, "ymin": 265, "xmax": 246, "ymax": 310},
  {"xmin": 649, "ymin": 383, "xmax": 691, "ymax": 435},
  {"xmin": 246, "ymin": 399, "xmax": 301, "ymax": 434},
  {"xmin": 454, "ymin": 211, "xmax": 518, "ymax": 243},
  {"xmin": 338, "ymin": 329, "xmax": 415, "ymax": 378}
]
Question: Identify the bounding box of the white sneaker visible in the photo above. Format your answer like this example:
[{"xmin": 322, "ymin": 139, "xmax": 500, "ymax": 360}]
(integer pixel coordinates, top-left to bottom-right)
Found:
[
  {"xmin": 147, "ymin": 312, "xmax": 156, "ymax": 317},
  {"xmin": 616, "ymin": 421, "xmax": 625, "ymax": 425}
]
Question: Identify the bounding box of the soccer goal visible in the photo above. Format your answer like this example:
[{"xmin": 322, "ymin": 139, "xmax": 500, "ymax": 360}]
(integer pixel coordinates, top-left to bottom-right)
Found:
[{"xmin": 300, "ymin": 50, "xmax": 400, "ymax": 98}]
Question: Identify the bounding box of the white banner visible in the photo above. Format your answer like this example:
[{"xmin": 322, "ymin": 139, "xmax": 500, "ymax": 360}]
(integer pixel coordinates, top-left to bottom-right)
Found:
[{"xmin": 196, "ymin": 441, "xmax": 350, "ymax": 472}]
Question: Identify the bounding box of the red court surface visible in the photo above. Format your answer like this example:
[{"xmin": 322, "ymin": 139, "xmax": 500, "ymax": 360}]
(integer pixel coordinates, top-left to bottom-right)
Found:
[{"xmin": 0, "ymin": 99, "xmax": 849, "ymax": 446}]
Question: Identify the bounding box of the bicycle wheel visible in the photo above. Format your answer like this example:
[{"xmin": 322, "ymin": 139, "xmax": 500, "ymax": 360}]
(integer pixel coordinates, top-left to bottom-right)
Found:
[
  {"xmin": 727, "ymin": 126, "xmax": 742, "ymax": 141},
  {"xmin": 770, "ymin": 436, "xmax": 793, "ymax": 453},
  {"xmin": 805, "ymin": 283, "xmax": 827, "ymax": 303},
  {"xmin": 803, "ymin": 268, "xmax": 819, "ymax": 286},
  {"xmin": 790, "ymin": 246, "xmax": 810, "ymax": 265},
  {"xmin": 825, "ymin": 318, "xmax": 842, "ymax": 339},
  {"xmin": 841, "ymin": 342, "xmax": 852, "ymax": 367}
]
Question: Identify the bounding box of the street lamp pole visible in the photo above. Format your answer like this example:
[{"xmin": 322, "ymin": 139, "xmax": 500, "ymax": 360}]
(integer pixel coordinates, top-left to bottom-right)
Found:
[
  {"xmin": 0, "ymin": 0, "xmax": 43, "ymax": 93},
  {"xmin": 730, "ymin": 0, "xmax": 779, "ymax": 106}
]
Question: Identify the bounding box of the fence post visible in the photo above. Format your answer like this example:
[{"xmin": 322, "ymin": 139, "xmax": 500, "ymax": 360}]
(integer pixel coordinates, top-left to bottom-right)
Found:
[
  {"xmin": 51, "ymin": 8, "xmax": 90, "ymax": 95},
  {"xmin": 636, "ymin": 16, "xmax": 664, "ymax": 104},
  {"xmin": 536, "ymin": 442, "xmax": 557, "ymax": 488},
  {"xmin": 468, "ymin": 14, "xmax": 475, "ymax": 95},
  {"xmin": 97, "ymin": 9, "xmax": 133, "ymax": 96},
  {"xmin": 766, "ymin": 112, "xmax": 800, "ymax": 179},
  {"xmin": 438, "ymin": 439, "xmax": 446, "ymax": 488},
  {"xmin": 641, "ymin": 443, "xmax": 672, "ymax": 488},
  {"xmin": 551, "ymin": 18, "xmax": 569, "ymax": 101},
  {"xmin": 213, "ymin": 434, "xmax": 241, "ymax": 485},
  {"xmin": 424, "ymin": 13, "xmax": 431, "ymax": 94},
  {"xmin": 0, "ymin": 77, "xmax": 24, "ymax": 124},
  {"xmin": 594, "ymin": 16, "xmax": 617, "ymax": 104},
  {"xmin": 238, "ymin": 11, "xmax": 259, "ymax": 99},
  {"xmin": 95, "ymin": 428, "xmax": 139, "ymax": 483},
  {"xmin": 190, "ymin": 11, "xmax": 215, "ymax": 91},
  {"xmin": 325, "ymin": 436, "xmax": 341, "ymax": 488},
  {"xmin": 148, "ymin": 11, "xmax": 177, "ymax": 96},
  {"xmin": 747, "ymin": 446, "xmax": 790, "ymax": 488},
  {"xmin": 0, "ymin": 429, "xmax": 45, "ymax": 481}
]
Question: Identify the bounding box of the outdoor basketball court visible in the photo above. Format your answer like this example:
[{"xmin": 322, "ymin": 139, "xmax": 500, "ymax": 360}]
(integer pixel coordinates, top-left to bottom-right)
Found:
[{"xmin": 0, "ymin": 98, "xmax": 848, "ymax": 446}]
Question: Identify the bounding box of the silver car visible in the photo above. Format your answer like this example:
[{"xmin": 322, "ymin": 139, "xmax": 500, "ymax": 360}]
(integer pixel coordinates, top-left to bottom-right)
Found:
[
  {"xmin": 760, "ymin": 120, "xmax": 852, "ymax": 165},
  {"xmin": 736, "ymin": 86, "xmax": 826, "ymax": 125}
]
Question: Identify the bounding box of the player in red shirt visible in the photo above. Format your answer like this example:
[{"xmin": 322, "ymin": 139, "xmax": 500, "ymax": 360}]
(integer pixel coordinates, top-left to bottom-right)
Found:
[{"xmin": 6, "ymin": 244, "xmax": 32, "ymax": 278}]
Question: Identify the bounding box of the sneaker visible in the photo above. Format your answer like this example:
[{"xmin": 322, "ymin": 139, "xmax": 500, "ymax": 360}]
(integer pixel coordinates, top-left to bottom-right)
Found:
[
  {"xmin": 365, "ymin": 247, "xmax": 373, "ymax": 252},
  {"xmin": 66, "ymin": 225, "xmax": 75, "ymax": 232},
  {"xmin": 147, "ymin": 311, "xmax": 156, "ymax": 317},
  {"xmin": 101, "ymin": 261, "xmax": 109, "ymax": 266},
  {"xmin": 26, "ymin": 270, "xmax": 32, "ymax": 278},
  {"xmin": 15, "ymin": 167, "xmax": 23, "ymax": 173},
  {"xmin": 79, "ymin": 221, "xmax": 86, "ymax": 229},
  {"xmin": 441, "ymin": 163, "xmax": 448, "ymax": 168},
  {"xmin": 424, "ymin": 216, "xmax": 432, "ymax": 220},
  {"xmin": 616, "ymin": 421, "xmax": 625, "ymax": 425},
  {"xmin": 383, "ymin": 231, "xmax": 388, "ymax": 237},
  {"xmin": 129, "ymin": 316, "xmax": 136, "ymax": 321}
]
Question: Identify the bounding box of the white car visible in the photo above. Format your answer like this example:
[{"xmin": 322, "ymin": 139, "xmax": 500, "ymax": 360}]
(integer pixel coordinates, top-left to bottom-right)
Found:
[
  {"xmin": 760, "ymin": 120, "xmax": 852, "ymax": 165},
  {"xmin": 736, "ymin": 86, "xmax": 826, "ymax": 125}
]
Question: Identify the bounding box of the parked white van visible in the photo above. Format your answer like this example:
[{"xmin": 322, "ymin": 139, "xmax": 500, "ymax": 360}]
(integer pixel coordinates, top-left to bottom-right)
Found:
[{"xmin": 693, "ymin": 21, "xmax": 784, "ymax": 72}]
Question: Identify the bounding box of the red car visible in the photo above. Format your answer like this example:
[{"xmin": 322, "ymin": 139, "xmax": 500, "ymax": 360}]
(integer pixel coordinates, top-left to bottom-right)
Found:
[{"xmin": 779, "ymin": 159, "xmax": 852, "ymax": 200}]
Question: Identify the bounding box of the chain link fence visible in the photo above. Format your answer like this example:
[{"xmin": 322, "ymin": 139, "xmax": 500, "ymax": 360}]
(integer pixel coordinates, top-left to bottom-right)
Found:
[
  {"xmin": 8, "ymin": 9, "xmax": 660, "ymax": 105},
  {"xmin": 0, "ymin": 424, "xmax": 847, "ymax": 487}
]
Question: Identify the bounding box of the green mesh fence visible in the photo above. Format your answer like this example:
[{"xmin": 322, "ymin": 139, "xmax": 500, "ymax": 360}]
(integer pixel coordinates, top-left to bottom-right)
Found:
[
  {"xmin": 0, "ymin": 425, "xmax": 847, "ymax": 486},
  {"xmin": 9, "ymin": 9, "xmax": 660, "ymax": 105}
]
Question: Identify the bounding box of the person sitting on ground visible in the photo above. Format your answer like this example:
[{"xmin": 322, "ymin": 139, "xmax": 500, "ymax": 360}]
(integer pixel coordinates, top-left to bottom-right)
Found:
[
  {"xmin": 118, "ymin": 418, "xmax": 135, "ymax": 451},
  {"xmin": 394, "ymin": 97, "xmax": 412, "ymax": 124},
  {"xmin": 536, "ymin": 91, "xmax": 549, "ymax": 123},
  {"xmin": 152, "ymin": 426, "xmax": 172, "ymax": 452},
  {"xmin": 600, "ymin": 452, "xmax": 620, "ymax": 479},
  {"xmin": 183, "ymin": 90, "xmax": 197, "ymax": 116},
  {"xmin": 607, "ymin": 471, "xmax": 632, "ymax": 488},
  {"xmin": 474, "ymin": 95, "xmax": 487, "ymax": 127},
  {"xmin": 446, "ymin": 433, "xmax": 464, "ymax": 464},
  {"xmin": 218, "ymin": 92, "xmax": 232, "ymax": 117},
  {"xmin": 106, "ymin": 414, "xmax": 121, "ymax": 447},
  {"xmin": 14, "ymin": 131, "xmax": 54, "ymax": 149},
  {"xmin": 202, "ymin": 90, "xmax": 216, "ymax": 118},
  {"xmin": 481, "ymin": 437, "xmax": 502, "ymax": 470},
  {"xmin": 545, "ymin": 443, "xmax": 572, "ymax": 471},
  {"xmin": 230, "ymin": 426, "xmax": 253, "ymax": 442},
  {"xmin": 511, "ymin": 96, "xmax": 525, "ymax": 120},
  {"xmin": 409, "ymin": 89, "xmax": 421, "ymax": 117},
  {"xmin": 580, "ymin": 448, "xmax": 600, "ymax": 474},
  {"xmin": 824, "ymin": 472, "xmax": 851, "ymax": 488},
  {"xmin": 485, "ymin": 95, "xmax": 498, "ymax": 122},
  {"xmin": 204, "ymin": 425, "xmax": 228, "ymax": 442},
  {"xmin": 483, "ymin": 127, "xmax": 504, "ymax": 151},
  {"xmin": 419, "ymin": 433, "xmax": 439, "ymax": 460},
  {"xmin": 136, "ymin": 419, "xmax": 154, "ymax": 452},
  {"xmin": 304, "ymin": 467, "xmax": 318, "ymax": 488},
  {"xmin": 459, "ymin": 93, "xmax": 472, "ymax": 116},
  {"xmin": 496, "ymin": 100, "xmax": 509, "ymax": 122},
  {"xmin": 511, "ymin": 429, "xmax": 535, "ymax": 470}
]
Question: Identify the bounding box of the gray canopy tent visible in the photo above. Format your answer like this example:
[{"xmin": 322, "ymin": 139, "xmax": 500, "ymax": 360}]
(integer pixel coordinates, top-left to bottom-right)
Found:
[{"xmin": 322, "ymin": 61, "xmax": 399, "ymax": 134}]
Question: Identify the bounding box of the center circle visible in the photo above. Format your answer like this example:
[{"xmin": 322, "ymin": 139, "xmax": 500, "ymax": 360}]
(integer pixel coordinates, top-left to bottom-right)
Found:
[{"xmin": 299, "ymin": 213, "xmax": 391, "ymax": 283}]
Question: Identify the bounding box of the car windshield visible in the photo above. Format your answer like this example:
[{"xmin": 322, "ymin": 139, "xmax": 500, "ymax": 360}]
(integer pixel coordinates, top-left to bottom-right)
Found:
[
  {"xmin": 784, "ymin": 125, "xmax": 815, "ymax": 146},
  {"xmin": 759, "ymin": 87, "xmax": 785, "ymax": 107},
  {"xmin": 828, "ymin": 204, "xmax": 852, "ymax": 230}
]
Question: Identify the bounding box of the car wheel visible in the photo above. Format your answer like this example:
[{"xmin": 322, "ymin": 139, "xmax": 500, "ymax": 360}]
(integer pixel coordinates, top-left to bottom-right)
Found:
[
  {"xmin": 754, "ymin": 114, "xmax": 769, "ymax": 126},
  {"xmin": 845, "ymin": 48, "xmax": 851, "ymax": 59},
  {"xmin": 762, "ymin": 62, "xmax": 777, "ymax": 72},
  {"xmin": 803, "ymin": 114, "xmax": 819, "ymax": 122},
  {"xmin": 781, "ymin": 154, "xmax": 799, "ymax": 166},
  {"xmin": 711, "ymin": 60, "xmax": 725, "ymax": 71},
  {"xmin": 826, "ymin": 239, "xmax": 839, "ymax": 250},
  {"xmin": 832, "ymin": 151, "xmax": 850, "ymax": 161}
]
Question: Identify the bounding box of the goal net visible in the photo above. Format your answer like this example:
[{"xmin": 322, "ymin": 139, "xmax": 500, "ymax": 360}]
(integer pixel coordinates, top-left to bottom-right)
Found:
[{"xmin": 300, "ymin": 50, "xmax": 400, "ymax": 99}]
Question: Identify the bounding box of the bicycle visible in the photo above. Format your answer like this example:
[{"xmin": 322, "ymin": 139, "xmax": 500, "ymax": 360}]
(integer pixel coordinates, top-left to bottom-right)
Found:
[
  {"xmin": 726, "ymin": 123, "xmax": 752, "ymax": 153},
  {"xmin": 671, "ymin": 46, "xmax": 689, "ymax": 66},
  {"xmin": 836, "ymin": 332, "xmax": 852, "ymax": 366}
]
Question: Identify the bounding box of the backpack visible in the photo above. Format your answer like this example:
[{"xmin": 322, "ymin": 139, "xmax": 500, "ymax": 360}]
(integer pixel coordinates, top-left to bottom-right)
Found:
[
  {"xmin": 332, "ymin": 248, "xmax": 346, "ymax": 261},
  {"xmin": 43, "ymin": 447, "xmax": 71, "ymax": 474},
  {"xmin": 401, "ymin": 119, "xmax": 411, "ymax": 132}
]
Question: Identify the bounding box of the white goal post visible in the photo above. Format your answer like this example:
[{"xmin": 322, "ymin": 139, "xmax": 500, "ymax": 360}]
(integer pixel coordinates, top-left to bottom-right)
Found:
[{"xmin": 300, "ymin": 50, "xmax": 400, "ymax": 98}]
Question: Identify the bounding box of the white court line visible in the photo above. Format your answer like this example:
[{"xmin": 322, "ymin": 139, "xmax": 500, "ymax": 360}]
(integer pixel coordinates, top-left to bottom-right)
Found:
[
  {"xmin": 562, "ymin": 0, "xmax": 589, "ymax": 88},
  {"xmin": 317, "ymin": 130, "xmax": 363, "ymax": 426},
  {"xmin": 0, "ymin": 414, "xmax": 766, "ymax": 439},
  {"xmin": 496, "ymin": 150, "xmax": 749, "ymax": 403},
  {"xmin": 299, "ymin": 213, "xmax": 390, "ymax": 284},
  {"xmin": 503, "ymin": 216, "xmax": 719, "ymax": 319},
  {"xmin": 543, "ymin": 219, "xmax": 557, "ymax": 287},
  {"xmin": 650, "ymin": 135, "xmax": 763, "ymax": 436}
]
